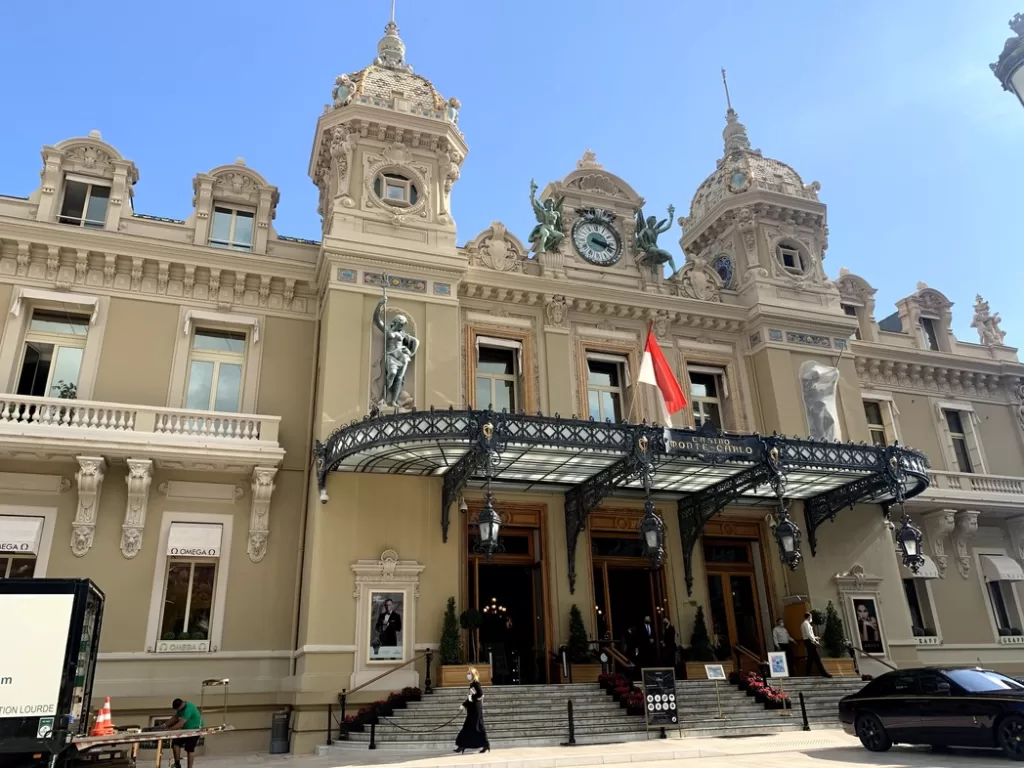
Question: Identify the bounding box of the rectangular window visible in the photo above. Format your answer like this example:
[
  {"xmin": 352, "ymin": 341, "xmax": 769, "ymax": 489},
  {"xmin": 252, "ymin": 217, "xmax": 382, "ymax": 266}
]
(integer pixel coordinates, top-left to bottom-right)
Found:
[
  {"xmin": 921, "ymin": 318, "xmax": 940, "ymax": 351},
  {"xmin": 209, "ymin": 207, "xmax": 255, "ymax": 252},
  {"xmin": 988, "ymin": 582, "xmax": 1017, "ymax": 633},
  {"xmin": 586, "ymin": 355, "xmax": 626, "ymax": 423},
  {"xmin": 864, "ymin": 401, "xmax": 888, "ymax": 446},
  {"xmin": 17, "ymin": 309, "xmax": 89, "ymax": 399},
  {"xmin": 943, "ymin": 409, "xmax": 973, "ymax": 473},
  {"xmin": 159, "ymin": 559, "xmax": 217, "ymax": 642},
  {"xmin": 0, "ymin": 556, "xmax": 37, "ymax": 578},
  {"xmin": 779, "ymin": 245, "xmax": 801, "ymax": 273},
  {"xmin": 185, "ymin": 329, "xmax": 246, "ymax": 412},
  {"xmin": 475, "ymin": 339, "xmax": 520, "ymax": 412},
  {"xmin": 58, "ymin": 180, "xmax": 110, "ymax": 228},
  {"xmin": 688, "ymin": 366, "xmax": 726, "ymax": 429},
  {"xmin": 841, "ymin": 304, "xmax": 862, "ymax": 339},
  {"xmin": 902, "ymin": 578, "xmax": 937, "ymax": 636}
]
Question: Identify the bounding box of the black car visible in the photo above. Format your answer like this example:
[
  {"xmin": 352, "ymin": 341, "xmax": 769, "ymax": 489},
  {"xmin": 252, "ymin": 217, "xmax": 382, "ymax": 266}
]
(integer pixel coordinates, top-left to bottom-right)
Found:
[{"xmin": 839, "ymin": 667, "xmax": 1024, "ymax": 760}]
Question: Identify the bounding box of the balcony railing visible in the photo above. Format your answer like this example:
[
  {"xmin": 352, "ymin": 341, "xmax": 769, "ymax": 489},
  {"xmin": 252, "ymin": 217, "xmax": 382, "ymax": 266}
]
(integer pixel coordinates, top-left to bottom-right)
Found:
[
  {"xmin": 928, "ymin": 471, "xmax": 1024, "ymax": 497},
  {"xmin": 0, "ymin": 394, "xmax": 282, "ymax": 469}
]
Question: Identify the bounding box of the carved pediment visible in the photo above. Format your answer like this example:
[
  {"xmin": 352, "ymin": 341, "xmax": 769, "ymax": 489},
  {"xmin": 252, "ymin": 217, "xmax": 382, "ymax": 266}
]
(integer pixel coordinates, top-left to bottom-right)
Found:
[
  {"xmin": 836, "ymin": 269, "xmax": 877, "ymax": 306},
  {"xmin": 465, "ymin": 221, "xmax": 528, "ymax": 272},
  {"xmin": 675, "ymin": 259, "xmax": 724, "ymax": 302}
]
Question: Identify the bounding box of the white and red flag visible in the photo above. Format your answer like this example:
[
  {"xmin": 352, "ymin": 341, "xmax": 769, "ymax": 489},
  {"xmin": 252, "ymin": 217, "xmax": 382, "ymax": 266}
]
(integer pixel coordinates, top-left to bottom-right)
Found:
[{"xmin": 636, "ymin": 325, "xmax": 687, "ymax": 425}]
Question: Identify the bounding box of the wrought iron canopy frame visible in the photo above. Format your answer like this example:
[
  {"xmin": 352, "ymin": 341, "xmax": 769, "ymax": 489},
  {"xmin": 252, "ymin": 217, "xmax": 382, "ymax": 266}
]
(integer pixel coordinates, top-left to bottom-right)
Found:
[{"xmin": 313, "ymin": 408, "xmax": 930, "ymax": 593}]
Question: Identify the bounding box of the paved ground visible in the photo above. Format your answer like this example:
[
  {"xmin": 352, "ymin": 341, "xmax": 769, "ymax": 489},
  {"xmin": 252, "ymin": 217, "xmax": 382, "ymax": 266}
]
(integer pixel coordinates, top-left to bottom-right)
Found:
[{"xmin": 188, "ymin": 730, "xmax": 1011, "ymax": 768}]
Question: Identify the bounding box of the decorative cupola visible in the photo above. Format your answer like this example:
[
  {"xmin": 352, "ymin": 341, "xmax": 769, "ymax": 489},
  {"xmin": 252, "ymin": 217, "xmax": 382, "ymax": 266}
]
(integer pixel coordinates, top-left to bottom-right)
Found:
[{"xmin": 308, "ymin": 6, "xmax": 467, "ymax": 268}]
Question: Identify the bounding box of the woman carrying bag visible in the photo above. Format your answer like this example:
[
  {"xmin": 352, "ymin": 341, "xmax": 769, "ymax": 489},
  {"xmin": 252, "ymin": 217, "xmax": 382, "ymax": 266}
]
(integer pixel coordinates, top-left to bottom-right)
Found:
[{"xmin": 454, "ymin": 667, "xmax": 490, "ymax": 754}]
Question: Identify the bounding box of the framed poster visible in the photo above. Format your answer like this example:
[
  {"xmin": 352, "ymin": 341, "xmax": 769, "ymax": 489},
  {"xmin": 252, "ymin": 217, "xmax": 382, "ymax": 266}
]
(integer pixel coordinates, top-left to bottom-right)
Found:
[
  {"xmin": 767, "ymin": 651, "xmax": 789, "ymax": 678},
  {"xmin": 704, "ymin": 664, "xmax": 727, "ymax": 681},
  {"xmin": 641, "ymin": 668, "xmax": 679, "ymax": 731},
  {"xmin": 368, "ymin": 590, "xmax": 406, "ymax": 663},
  {"xmin": 851, "ymin": 597, "xmax": 883, "ymax": 655}
]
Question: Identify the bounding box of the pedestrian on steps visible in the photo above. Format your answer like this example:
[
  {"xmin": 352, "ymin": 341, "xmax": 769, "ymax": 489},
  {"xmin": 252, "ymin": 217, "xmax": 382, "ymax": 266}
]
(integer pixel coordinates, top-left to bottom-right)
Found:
[
  {"xmin": 454, "ymin": 667, "xmax": 490, "ymax": 754},
  {"xmin": 800, "ymin": 612, "xmax": 832, "ymax": 678}
]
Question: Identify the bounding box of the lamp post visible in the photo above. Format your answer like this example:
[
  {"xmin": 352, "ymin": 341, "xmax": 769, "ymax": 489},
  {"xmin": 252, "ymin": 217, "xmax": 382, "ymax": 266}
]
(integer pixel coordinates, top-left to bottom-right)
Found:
[{"xmin": 992, "ymin": 14, "xmax": 1024, "ymax": 107}]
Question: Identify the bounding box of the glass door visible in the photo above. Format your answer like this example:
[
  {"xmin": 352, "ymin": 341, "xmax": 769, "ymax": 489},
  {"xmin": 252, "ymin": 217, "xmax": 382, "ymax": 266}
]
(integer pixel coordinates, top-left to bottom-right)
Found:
[{"xmin": 703, "ymin": 538, "xmax": 766, "ymax": 670}]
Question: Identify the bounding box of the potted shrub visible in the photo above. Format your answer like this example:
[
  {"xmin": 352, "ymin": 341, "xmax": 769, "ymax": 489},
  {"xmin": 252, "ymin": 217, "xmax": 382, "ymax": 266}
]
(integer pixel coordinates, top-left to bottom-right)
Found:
[
  {"xmin": 623, "ymin": 691, "xmax": 644, "ymax": 716},
  {"xmin": 820, "ymin": 600, "xmax": 856, "ymax": 677},
  {"xmin": 388, "ymin": 692, "xmax": 407, "ymax": 710},
  {"xmin": 439, "ymin": 597, "xmax": 491, "ymax": 686},
  {"xmin": 560, "ymin": 604, "xmax": 601, "ymax": 683},
  {"xmin": 684, "ymin": 607, "xmax": 735, "ymax": 679},
  {"xmin": 459, "ymin": 608, "xmax": 483, "ymax": 663},
  {"xmin": 401, "ymin": 686, "xmax": 422, "ymax": 703}
]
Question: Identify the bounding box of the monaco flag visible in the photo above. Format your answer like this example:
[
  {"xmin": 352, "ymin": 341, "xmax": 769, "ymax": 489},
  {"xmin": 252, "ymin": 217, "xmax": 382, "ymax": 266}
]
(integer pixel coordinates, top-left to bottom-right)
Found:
[{"xmin": 637, "ymin": 326, "xmax": 687, "ymax": 425}]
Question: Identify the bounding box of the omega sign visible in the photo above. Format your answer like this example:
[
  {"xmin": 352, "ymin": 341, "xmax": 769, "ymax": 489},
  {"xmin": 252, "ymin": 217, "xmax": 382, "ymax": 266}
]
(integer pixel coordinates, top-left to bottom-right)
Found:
[
  {"xmin": 0, "ymin": 543, "xmax": 31, "ymax": 552},
  {"xmin": 169, "ymin": 547, "xmax": 218, "ymax": 557}
]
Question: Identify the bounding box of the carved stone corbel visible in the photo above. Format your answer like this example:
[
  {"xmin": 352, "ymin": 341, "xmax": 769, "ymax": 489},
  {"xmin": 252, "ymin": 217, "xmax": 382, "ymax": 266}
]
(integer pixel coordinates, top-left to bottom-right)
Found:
[
  {"xmin": 247, "ymin": 466, "xmax": 278, "ymax": 563},
  {"xmin": 953, "ymin": 510, "xmax": 980, "ymax": 579},
  {"xmin": 1007, "ymin": 517, "xmax": 1024, "ymax": 564},
  {"xmin": 923, "ymin": 509, "xmax": 956, "ymax": 578},
  {"xmin": 71, "ymin": 457, "xmax": 106, "ymax": 557},
  {"xmin": 121, "ymin": 459, "xmax": 153, "ymax": 559}
]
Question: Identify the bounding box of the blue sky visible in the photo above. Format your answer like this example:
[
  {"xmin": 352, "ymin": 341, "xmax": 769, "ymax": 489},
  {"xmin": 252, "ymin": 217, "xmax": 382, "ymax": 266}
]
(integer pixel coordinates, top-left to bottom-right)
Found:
[{"xmin": 1, "ymin": 1, "xmax": 1021, "ymax": 344}]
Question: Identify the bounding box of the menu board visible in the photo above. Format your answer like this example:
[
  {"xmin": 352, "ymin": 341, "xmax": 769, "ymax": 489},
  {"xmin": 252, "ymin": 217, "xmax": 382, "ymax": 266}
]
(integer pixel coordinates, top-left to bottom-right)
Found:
[{"xmin": 641, "ymin": 667, "xmax": 679, "ymax": 730}]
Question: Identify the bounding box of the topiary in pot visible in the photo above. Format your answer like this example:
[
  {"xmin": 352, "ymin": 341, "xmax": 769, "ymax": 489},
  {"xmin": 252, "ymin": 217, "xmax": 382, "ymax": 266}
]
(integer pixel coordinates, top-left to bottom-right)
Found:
[
  {"xmin": 568, "ymin": 604, "xmax": 595, "ymax": 663},
  {"xmin": 690, "ymin": 606, "xmax": 715, "ymax": 662},
  {"xmin": 821, "ymin": 600, "xmax": 847, "ymax": 658},
  {"xmin": 440, "ymin": 597, "xmax": 463, "ymax": 665}
]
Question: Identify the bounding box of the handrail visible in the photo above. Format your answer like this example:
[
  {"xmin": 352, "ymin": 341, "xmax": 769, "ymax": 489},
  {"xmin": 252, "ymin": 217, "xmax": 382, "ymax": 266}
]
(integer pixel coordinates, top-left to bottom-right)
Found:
[
  {"xmin": 344, "ymin": 651, "xmax": 429, "ymax": 698},
  {"xmin": 603, "ymin": 644, "xmax": 635, "ymax": 669},
  {"xmin": 733, "ymin": 644, "xmax": 763, "ymax": 665},
  {"xmin": 847, "ymin": 643, "xmax": 898, "ymax": 672}
]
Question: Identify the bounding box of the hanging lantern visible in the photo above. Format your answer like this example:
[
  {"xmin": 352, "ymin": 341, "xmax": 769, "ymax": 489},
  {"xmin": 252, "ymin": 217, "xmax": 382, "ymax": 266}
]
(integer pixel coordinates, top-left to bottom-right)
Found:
[
  {"xmin": 639, "ymin": 501, "xmax": 665, "ymax": 567},
  {"xmin": 475, "ymin": 495, "xmax": 501, "ymax": 560},
  {"xmin": 896, "ymin": 512, "xmax": 925, "ymax": 572},
  {"xmin": 773, "ymin": 509, "xmax": 803, "ymax": 570}
]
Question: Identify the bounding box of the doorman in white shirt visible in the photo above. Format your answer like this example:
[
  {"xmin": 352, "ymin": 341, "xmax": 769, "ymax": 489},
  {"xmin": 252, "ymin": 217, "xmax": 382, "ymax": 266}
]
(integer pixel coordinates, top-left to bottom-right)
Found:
[
  {"xmin": 772, "ymin": 618, "xmax": 794, "ymax": 676},
  {"xmin": 800, "ymin": 612, "xmax": 832, "ymax": 678}
]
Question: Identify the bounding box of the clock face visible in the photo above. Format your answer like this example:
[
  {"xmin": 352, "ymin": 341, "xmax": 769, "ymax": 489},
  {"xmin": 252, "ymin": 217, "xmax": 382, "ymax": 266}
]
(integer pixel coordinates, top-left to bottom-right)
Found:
[{"xmin": 572, "ymin": 220, "xmax": 622, "ymax": 265}]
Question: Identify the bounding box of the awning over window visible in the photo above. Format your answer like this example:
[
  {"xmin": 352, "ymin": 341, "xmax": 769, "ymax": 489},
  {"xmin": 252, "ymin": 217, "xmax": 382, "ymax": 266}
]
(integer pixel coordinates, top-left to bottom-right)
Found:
[
  {"xmin": 167, "ymin": 523, "xmax": 223, "ymax": 558},
  {"xmin": 10, "ymin": 288, "xmax": 99, "ymax": 324},
  {"xmin": 981, "ymin": 554, "xmax": 1024, "ymax": 583},
  {"xmin": 183, "ymin": 309, "xmax": 260, "ymax": 343},
  {"xmin": 0, "ymin": 515, "xmax": 44, "ymax": 555},
  {"xmin": 902, "ymin": 553, "xmax": 939, "ymax": 580}
]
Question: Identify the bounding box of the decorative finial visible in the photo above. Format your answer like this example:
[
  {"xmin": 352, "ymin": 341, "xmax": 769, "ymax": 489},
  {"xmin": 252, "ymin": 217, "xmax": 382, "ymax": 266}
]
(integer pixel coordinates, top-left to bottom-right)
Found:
[
  {"xmin": 577, "ymin": 149, "xmax": 602, "ymax": 169},
  {"xmin": 88, "ymin": 129, "xmax": 102, "ymax": 139},
  {"xmin": 374, "ymin": 0, "xmax": 412, "ymax": 72},
  {"xmin": 721, "ymin": 68, "xmax": 732, "ymax": 111},
  {"xmin": 390, "ymin": 0, "xmax": 396, "ymax": 23},
  {"xmin": 916, "ymin": 281, "xmax": 928, "ymax": 292}
]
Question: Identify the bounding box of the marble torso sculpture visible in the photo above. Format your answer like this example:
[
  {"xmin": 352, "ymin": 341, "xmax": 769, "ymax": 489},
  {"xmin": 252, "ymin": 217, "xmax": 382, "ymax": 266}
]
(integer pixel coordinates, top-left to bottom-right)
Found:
[{"xmin": 799, "ymin": 360, "xmax": 841, "ymax": 441}]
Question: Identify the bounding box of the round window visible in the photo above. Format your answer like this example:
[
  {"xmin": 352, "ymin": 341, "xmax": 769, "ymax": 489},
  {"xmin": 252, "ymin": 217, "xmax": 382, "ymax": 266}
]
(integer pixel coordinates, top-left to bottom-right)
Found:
[{"xmin": 373, "ymin": 172, "xmax": 418, "ymax": 207}]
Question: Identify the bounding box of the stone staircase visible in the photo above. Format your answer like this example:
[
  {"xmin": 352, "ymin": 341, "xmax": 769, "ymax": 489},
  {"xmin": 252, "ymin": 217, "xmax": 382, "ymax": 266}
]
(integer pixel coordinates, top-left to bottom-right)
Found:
[{"xmin": 332, "ymin": 676, "xmax": 866, "ymax": 752}]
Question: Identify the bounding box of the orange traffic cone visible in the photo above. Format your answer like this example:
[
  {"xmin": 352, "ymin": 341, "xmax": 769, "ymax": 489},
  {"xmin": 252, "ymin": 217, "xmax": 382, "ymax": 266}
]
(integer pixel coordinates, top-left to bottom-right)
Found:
[{"xmin": 90, "ymin": 697, "xmax": 115, "ymax": 736}]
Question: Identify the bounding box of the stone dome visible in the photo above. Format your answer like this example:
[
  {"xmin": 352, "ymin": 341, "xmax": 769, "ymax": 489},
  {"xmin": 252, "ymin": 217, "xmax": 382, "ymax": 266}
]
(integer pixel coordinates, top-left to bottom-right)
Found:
[{"xmin": 687, "ymin": 109, "xmax": 817, "ymax": 227}]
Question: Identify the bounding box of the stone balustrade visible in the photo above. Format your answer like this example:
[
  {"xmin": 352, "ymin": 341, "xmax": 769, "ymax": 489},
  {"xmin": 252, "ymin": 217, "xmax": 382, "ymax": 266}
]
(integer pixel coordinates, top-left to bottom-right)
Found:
[{"xmin": 929, "ymin": 470, "xmax": 1024, "ymax": 496}]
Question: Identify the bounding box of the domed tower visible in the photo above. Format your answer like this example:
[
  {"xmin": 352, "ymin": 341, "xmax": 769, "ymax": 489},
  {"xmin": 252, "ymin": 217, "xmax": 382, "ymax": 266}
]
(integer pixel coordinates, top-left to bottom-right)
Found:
[
  {"xmin": 678, "ymin": 75, "xmax": 833, "ymax": 310},
  {"xmin": 308, "ymin": 10, "xmax": 467, "ymax": 268}
]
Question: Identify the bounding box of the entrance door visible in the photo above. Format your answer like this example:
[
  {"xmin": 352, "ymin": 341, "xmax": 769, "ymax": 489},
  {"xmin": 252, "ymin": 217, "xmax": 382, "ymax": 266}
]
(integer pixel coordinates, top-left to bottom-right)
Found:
[{"xmin": 703, "ymin": 538, "xmax": 766, "ymax": 667}]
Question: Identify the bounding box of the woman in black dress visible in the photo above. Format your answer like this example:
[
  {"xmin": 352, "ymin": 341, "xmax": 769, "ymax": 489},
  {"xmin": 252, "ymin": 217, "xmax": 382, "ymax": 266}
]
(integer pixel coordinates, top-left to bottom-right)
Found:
[{"xmin": 454, "ymin": 667, "xmax": 489, "ymax": 754}]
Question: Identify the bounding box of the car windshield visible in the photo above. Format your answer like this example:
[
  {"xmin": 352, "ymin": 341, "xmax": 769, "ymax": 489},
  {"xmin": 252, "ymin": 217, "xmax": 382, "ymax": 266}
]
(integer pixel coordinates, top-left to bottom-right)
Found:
[{"xmin": 945, "ymin": 669, "xmax": 1024, "ymax": 693}]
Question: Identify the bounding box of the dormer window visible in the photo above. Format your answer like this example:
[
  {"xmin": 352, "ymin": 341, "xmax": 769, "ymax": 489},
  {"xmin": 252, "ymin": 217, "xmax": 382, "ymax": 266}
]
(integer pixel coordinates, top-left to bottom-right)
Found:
[
  {"xmin": 374, "ymin": 173, "xmax": 418, "ymax": 207},
  {"xmin": 58, "ymin": 179, "xmax": 110, "ymax": 228},
  {"xmin": 921, "ymin": 317, "xmax": 941, "ymax": 351},
  {"xmin": 209, "ymin": 207, "xmax": 255, "ymax": 252},
  {"xmin": 776, "ymin": 242, "xmax": 807, "ymax": 275}
]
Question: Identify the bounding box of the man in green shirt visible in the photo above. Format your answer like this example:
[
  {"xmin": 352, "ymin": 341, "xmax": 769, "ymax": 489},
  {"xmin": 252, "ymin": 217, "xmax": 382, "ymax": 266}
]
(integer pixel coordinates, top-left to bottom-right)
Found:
[{"xmin": 167, "ymin": 698, "xmax": 205, "ymax": 768}]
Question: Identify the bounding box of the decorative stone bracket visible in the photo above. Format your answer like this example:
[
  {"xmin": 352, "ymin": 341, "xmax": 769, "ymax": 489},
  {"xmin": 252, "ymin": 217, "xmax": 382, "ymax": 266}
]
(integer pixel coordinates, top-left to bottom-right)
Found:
[
  {"xmin": 1007, "ymin": 517, "xmax": 1024, "ymax": 564},
  {"xmin": 952, "ymin": 510, "xmax": 980, "ymax": 579},
  {"xmin": 71, "ymin": 456, "xmax": 106, "ymax": 557},
  {"xmin": 121, "ymin": 459, "xmax": 153, "ymax": 559},
  {"xmin": 351, "ymin": 549, "xmax": 426, "ymax": 599},
  {"xmin": 923, "ymin": 509, "xmax": 956, "ymax": 578},
  {"xmin": 247, "ymin": 466, "xmax": 278, "ymax": 562}
]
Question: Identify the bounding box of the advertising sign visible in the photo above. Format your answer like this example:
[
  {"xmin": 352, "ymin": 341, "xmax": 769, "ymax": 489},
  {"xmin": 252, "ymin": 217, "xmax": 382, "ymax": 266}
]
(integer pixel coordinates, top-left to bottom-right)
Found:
[
  {"xmin": 0, "ymin": 593, "xmax": 74, "ymax": 719},
  {"xmin": 641, "ymin": 668, "xmax": 679, "ymax": 731}
]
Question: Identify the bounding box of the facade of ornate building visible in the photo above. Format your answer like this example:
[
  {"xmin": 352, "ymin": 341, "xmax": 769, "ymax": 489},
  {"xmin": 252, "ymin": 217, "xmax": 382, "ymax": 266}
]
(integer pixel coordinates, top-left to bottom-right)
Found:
[{"xmin": 2, "ymin": 17, "xmax": 1024, "ymax": 756}]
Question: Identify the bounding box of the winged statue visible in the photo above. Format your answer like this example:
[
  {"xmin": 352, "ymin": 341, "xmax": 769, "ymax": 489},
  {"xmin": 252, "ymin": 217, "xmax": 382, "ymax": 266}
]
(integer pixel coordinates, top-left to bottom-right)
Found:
[{"xmin": 528, "ymin": 179, "xmax": 565, "ymax": 255}]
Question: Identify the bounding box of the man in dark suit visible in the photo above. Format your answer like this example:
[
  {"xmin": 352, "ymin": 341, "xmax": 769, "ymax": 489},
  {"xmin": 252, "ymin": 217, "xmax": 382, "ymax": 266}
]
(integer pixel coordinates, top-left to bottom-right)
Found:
[
  {"xmin": 375, "ymin": 599, "xmax": 402, "ymax": 649},
  {"xmin": 637, "ymin": 615, "xmax": 657, "ymax": 668},
  {"xmin": 661, "ymin": 616, "xmax": 678, "ymax": 669}
]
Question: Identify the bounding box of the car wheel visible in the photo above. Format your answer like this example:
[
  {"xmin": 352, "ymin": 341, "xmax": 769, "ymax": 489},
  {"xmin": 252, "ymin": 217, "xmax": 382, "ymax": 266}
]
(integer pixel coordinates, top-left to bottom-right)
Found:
[
  {"xmin": 997, "ymin": 714, "xmax": 1024, "ymax": 761},
  {"xmin": 856, "ymin": 713, "xmax": 892, "ymax": 753}
]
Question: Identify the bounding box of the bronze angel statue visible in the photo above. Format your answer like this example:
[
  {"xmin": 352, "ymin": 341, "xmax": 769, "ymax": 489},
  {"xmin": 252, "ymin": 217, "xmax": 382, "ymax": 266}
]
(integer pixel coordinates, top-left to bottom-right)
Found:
[
  {"xmin": 634, "ymin": 204, "xmax": 676, "ymax": 274},
  {"xmin": 528, "ymin": 179, "xmax": 565, "ymax": 255}
]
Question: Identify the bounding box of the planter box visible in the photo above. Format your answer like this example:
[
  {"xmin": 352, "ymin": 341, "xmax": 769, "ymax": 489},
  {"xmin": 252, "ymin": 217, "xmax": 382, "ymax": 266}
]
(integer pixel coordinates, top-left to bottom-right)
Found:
[
  {"xmin": 823, "ymin": 658, "xmax": 857, "ymax": 677},
  {"xmin": 559, "ymin": 664, "xmax": 603, "ymax": 684},
  {"xmin": 439, "ymin": 664, "xmax": 492, "ymax": 687},
  {"xmin": 685, "ymin": 660, "xmax": 735, "ymax": 680}
]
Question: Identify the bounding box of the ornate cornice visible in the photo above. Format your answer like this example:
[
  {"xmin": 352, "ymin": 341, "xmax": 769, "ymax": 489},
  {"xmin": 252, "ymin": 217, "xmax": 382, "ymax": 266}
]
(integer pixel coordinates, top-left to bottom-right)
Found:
[
  {"xmin": 682, "ymin": 198, "xmax": 826, "ymax": 255},
  {"xmin": 854, "ymin": 353, "xmax": 1024, "ymax": 402}
]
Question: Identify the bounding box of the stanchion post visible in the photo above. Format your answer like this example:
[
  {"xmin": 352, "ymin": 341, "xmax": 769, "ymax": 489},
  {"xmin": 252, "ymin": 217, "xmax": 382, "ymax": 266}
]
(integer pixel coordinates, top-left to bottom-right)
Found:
[
  {"xmin": 799, "ymin": 692, "xmax": 810, "ymax": 731},
  {"xmin": 562, "ymin": 699, "xmax": 577, "ymax": 746},
  {"xmin": 425, "ymin": 649, "xmax": 434, "ymax": 695},
  {"xmin": 327, "ymin": 703, "xmax": 333, "ymax": 745},
  {"xmin": 338, "ymin": 691, "xmax": 348, "ymax": 740},
  {"xmin": 369, "ymin": 719, "xmax": 377, "ymax": 750},
  {"xmin": 713, "ymin": 680, "xmax": 725, "ymax": 720}
]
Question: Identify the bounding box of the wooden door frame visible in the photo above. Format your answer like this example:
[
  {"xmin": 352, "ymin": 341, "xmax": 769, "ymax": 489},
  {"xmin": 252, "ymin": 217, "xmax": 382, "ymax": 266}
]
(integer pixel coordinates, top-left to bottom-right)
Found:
[
  {"xmin": 703, "ymin": 537, "xmax": 767, "ymax": 657},
  {"xmin": 461, "ymin": 500, "xmax": 552, "ymax": 684},
  {"xmin": 591, "ymin": 536, "xmax": 669, "ymax": 648}
]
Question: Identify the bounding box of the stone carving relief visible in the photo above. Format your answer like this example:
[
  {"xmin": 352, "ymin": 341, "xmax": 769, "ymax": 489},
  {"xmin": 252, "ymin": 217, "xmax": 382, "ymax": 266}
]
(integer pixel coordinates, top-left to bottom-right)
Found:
[
  {"xmin": 971, "ymin": 295, "xmax": 1006, "ymax": 347},
  {"xmin": 836, "ymin": 268, "xmax": 877, "ymax": 310},
  {"xmin": 912, "ymin": 283, "xmax": 952, "ymax": 314},
  {"xmin": 352, "ymin": 549, "xmax": 425, "ymax": 600},
  {"xmin": 545, "ymin": 295, "xmax": 569, "ymax": 328},
  {"xmin": 332, "ymin": 73, "xmax": 355, "ymax": 108},
  {"xmin": 1016, "ymin": 381, "xmax": 1024, "ymax": 433},
  {"xmin": 675, "ymin": 259, "xmax": 724, "ymax": 302},
  {"xmin": 799, "ymin": 360, "xmax": 841, "ymax": 441},
  {"xmin": 121, "ymin": 459, "xmax": 153, "ymax": 559},
  {"xmin": 466, "ymin": 222, "xmax": 527, "ymax": 272},
  {"xmin": 379, "ymin": 549, "xmax": 400, "ymax": 581},
  {"xmin": 71, "ymin": 456, "xmax": 106, "ymax": 557},
  {"xmin": 1007, "ymin": 517, "xmax": 1024, "ymax": 564},
  {"xmin": 923, "ymin": 510, "xmax": 956, "ymax": 578},
  {"xmin": 439, "ymin": 147, "xmax": 462, "ymax": 220},
  {"xmin": 565, "ymin": 173, "xmax": 624, "ymax": 197},
  {"xmin": 649, "ymin": 310, "xmax": 673, "ymax": 340},
  {"xmin": 952, "ymin": 510, "xmax": 980, "ymax": 579},
  {"xmin": 248, "ymin": 466, "xmax": 278, "ymax": 563}
]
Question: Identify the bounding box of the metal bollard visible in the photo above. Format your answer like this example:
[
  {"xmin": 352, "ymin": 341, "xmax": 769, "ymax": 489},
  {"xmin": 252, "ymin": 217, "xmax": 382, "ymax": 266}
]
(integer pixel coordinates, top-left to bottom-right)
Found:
[
  {"xmin": 561, "ymin": 700, "xmax": 577, "ymax": 746},
  {"xmin": 369, "ymin": 719, "xmax": 377, "ymax": 750},
  {"xmin": 326, "ymin": 703, "xmax": 333, "ymax": 745},
  {"xmin": 799, "ymin": 692, "xmax": 810, "ymax": 732}
]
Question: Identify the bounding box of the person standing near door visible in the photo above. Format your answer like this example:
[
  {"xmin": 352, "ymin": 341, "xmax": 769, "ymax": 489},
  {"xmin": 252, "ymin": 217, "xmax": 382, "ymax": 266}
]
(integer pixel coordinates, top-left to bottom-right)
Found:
[
  {"xmin": 772, "ymin": 618, "xmax": 795, "ymax": 676},
  {"xmin": 800, "ymin": 612, "xmax": 832, "ymax": 678},
  {"xmin": 660, "ymin": 616, "xmax": 678, "ymax": 670},
  {"xmin": 637, "ymin": 616, "xmax": 657, "ymax": 668}
]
